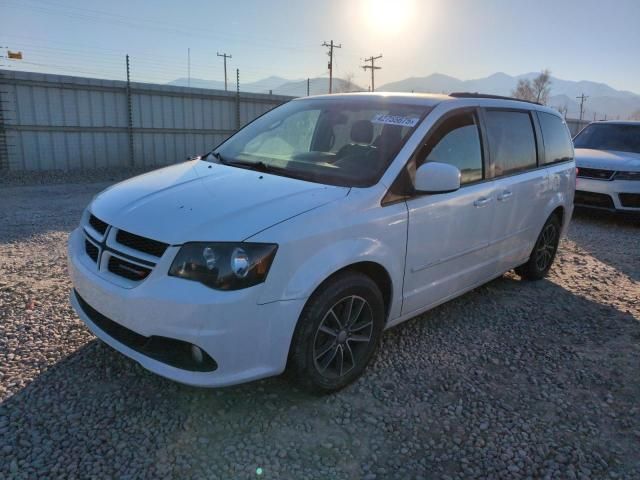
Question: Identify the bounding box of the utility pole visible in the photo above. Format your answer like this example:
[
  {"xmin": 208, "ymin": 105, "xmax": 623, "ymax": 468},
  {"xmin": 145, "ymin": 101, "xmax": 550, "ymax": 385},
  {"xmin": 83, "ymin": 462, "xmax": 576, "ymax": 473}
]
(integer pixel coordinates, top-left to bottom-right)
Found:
[
  {"xmin": 0, "ymin": 54, "xmax": 13, "ymax": 170},
  {"xmin": 125, "ymin": 54, "xmax": 134, "ymax": 167},
  {"xmin": 576, "ymin": 93, "xmax": 588, "ymax": 123},
  {"xmin": 217, "ymin": 52, "xmax": 232, "ymax": 91},
  {"xmin": 322, "ymin": 40, "xmax": 341, "ymax": 94},
  {"xmin": 362, "ymin": 54, "xmax": 382, "ymax": 92},
  {"xmin": 235, "ymin": 68, "xmax": 240, "ymax": 130},
  {"xmin": 187, "ymin": 48, "xmax": 191, "ymax": 88},
  {"xmin": 307, "ymin": 78, "xmax": 310, "ymax": 96}
]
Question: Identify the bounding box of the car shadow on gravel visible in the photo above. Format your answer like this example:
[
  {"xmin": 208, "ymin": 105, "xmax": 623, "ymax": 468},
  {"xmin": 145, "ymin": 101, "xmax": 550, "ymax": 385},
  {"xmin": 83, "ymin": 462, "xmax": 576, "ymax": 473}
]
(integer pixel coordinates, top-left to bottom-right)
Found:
[
  {"xmin": 0, "ymin": 183, "xmax": 110, "ymax": 244},
  {"xmin": 569, "ymin": 208, "xmax": 640, "ymax": 282},
  {"xmin": 1, "ymin": 274, "xmax": 639, "ymax": 479}
]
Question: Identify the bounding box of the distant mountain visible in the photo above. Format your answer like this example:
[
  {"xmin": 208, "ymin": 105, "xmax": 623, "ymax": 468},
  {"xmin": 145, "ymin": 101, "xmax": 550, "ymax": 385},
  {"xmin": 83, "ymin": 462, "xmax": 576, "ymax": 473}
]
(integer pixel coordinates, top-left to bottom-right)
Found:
[
  {"xmin": 168, "ymin": 75, "xmax": 293, "ymax": 93},
  {"xmin": 168, "ymin": 78, "xmax": 226, "ymax": 90},
  {"xmin": 378, "ymin": 72, "xmax": 640, "ymax": 119},
  {"xmin": 167, "ymin": 76, "xmax": 363, "ymax": 96},
  {"xmin": 380, "ymin": 73, "xmax": 464, "ymax": 94},
  {"xmin": 273, "ymin": 77, "xmax": 364, "ymax": 96},
  {"xmin": 167, "ymin": 72, "xmax": 640, "ymax": 120}
]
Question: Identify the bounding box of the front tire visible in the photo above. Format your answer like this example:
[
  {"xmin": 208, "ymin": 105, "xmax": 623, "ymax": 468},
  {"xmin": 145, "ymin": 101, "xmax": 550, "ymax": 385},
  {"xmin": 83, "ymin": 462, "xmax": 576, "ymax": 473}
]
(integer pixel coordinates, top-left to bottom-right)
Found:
[
  {"xmin": 515, "ymin": 214, "xmax": 561, "ymax": 280},
  {"xmin": 288, "ymin": 271, "xmax": 385, "ymax": 394}
]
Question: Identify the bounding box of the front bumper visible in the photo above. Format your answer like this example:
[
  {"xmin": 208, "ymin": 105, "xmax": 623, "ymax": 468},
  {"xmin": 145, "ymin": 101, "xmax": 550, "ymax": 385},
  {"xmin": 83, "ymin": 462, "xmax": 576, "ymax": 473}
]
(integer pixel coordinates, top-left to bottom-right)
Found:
[
  {"xmin": 68, "ymin": 228, "xmax": 306, "ymax": 387},
  {"xmin": 575, "ymin": 177, "xmax": 640, "ymax": 212}
]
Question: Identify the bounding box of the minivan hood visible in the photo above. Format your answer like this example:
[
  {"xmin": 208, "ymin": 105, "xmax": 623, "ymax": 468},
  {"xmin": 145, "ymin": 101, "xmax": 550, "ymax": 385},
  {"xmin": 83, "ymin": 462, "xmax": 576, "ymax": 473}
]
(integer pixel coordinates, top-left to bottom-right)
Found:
[
  {"xmin": 90, "ymin": 160, "xmax": 349, "ymax": 244},
  {"xmin": 574, "ymin": 148, "xmax": 640, "ymax": 171}
]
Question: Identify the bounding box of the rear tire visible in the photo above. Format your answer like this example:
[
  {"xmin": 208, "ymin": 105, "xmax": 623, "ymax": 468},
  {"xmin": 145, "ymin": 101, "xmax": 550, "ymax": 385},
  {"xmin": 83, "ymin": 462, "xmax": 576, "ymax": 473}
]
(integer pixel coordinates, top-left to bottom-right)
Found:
[
  {"xmin": 288, "ymin": 271, "xmax": 385, "ymax": 394},
  {"xmin": 515, "ymin": 214, "xmax": 561, "ymax": 280}
]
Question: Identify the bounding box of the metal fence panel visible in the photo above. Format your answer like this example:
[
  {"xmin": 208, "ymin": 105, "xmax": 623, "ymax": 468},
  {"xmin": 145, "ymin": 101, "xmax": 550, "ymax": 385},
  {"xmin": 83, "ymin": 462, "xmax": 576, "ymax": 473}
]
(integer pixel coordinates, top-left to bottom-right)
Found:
[
  {"xmin": 0, "ymin": 69, "xmax": 292, "ymax": 171},
  {"xmin": 566, "ymin": 118, "xmax": 590, "ymax": 137}
]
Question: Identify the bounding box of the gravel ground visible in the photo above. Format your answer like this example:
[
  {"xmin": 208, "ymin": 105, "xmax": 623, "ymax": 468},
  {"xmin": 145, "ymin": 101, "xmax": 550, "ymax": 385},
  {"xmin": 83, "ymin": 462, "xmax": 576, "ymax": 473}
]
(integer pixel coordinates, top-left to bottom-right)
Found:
[{"xmin": 0, "ymin": 174, "xmax": 639, "ymax": 479}]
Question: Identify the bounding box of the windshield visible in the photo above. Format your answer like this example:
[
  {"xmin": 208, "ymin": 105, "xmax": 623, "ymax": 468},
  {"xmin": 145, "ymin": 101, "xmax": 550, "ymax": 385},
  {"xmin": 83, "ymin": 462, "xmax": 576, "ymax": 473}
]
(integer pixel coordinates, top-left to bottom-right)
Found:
[
  {"xmin": 573, "ymin": 123, "xmax": 640, "ymax": 154},
  {"xmin": 211, "ymin": 98, "xmax": 431, "ymax": 187}
]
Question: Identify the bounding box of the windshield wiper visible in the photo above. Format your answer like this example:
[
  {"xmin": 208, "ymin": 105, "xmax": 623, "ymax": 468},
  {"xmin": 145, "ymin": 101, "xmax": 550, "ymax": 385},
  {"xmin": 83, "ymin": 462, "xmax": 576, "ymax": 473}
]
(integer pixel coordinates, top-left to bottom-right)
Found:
[
  {"xmin": 210, "ymin": 152, "xmax": 268, "ymax": 171},
  {"xmin": 212, "ymin": 153, "xmax": 312, "ymax": 181},
  {"xmin": 220, "ymin": 158, "xmax": 284, "ymax": 174},
  {"xmin": 210, "ymin": 151, "xmax": 226, "ymax": 163}
]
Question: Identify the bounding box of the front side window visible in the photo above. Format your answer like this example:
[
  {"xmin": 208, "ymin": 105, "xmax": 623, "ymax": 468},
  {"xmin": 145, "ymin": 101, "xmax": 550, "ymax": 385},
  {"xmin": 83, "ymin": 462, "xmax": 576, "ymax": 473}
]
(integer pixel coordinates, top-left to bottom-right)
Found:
[
  {"xmin": 538, "ymin": 112, "xmax": 574, "ymax": 164},
  {"xmin": 419, "ymin": 111, "xmax": 483, "ymax": 185},
  {"xmin": 573, "ymin": 123, "xmax": 640, "ymax": 154},
  {"xmin": 214, "ymin": 99, "xmax": 430, "ymax": 187},
  {"xmin": 485, "ymin": 110, "xmax": 537, "ymax": 176}
]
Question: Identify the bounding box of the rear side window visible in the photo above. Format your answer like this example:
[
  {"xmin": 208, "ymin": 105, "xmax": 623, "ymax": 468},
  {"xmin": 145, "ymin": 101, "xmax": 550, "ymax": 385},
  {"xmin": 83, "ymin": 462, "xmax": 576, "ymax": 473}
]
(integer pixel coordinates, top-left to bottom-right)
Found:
[
  {"xmin": 485, "ymin": 110, "xmax": 537, "ymax": 176},
  {"xmin": 538, "ymin": 112, "xmax": 573, "ymax": 164},
  {"xmin": 420, "ymin": 111, "xmax": 483, "ymax": 185}
]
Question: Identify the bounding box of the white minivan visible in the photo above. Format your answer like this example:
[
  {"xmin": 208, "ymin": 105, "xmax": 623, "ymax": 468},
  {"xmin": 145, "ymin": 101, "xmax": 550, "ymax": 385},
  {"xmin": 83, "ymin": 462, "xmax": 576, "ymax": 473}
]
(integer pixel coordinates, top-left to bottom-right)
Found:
[{"xmin": 68, "ymin": 93, "xmax": 575, "ymax": 393}]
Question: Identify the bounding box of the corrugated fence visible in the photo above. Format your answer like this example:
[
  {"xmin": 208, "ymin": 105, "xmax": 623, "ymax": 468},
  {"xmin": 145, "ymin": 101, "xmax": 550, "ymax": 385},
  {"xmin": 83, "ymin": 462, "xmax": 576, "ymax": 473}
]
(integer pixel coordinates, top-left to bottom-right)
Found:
[
  {"xmin": 0, "ymin": 69, "xmax": 293, "ymax": 171},
  {"xmin": 0, "ymin": 69, "xmax": 593, "ymax": 171},
  {"xmin": 565, "ymin": 118, "xmax": 590, "ymax": 137}
]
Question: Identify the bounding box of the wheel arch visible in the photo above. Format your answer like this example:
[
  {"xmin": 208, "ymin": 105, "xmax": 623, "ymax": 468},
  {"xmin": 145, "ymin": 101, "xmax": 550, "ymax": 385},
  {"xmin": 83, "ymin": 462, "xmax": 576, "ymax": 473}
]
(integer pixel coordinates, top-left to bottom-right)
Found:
[
  {"xmin": 314, "ymin": 261, "xmax": 393, "ymax": 322},
  {"xmin": 550, "ymin": 205, "xmax": 564, "ymax": 223}
]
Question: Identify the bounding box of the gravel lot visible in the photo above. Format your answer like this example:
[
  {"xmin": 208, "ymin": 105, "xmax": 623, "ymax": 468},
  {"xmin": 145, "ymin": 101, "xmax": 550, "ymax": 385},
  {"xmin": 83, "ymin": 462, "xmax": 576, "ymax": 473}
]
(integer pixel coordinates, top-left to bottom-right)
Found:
[{"xmin": 1, "ymin": 173, "xmax": 639, "ymax": 479}]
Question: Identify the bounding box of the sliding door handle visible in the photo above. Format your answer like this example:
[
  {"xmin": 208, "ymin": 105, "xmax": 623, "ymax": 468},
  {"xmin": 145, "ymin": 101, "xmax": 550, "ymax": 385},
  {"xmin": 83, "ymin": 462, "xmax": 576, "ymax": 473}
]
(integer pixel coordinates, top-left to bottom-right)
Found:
[
  {"xmin": 497, "ymin": 190, "xmax": 513, "ymax": 201},
  {"xmin": 473, "ymin": 197, "xmax": 492, "ymax": 207}
]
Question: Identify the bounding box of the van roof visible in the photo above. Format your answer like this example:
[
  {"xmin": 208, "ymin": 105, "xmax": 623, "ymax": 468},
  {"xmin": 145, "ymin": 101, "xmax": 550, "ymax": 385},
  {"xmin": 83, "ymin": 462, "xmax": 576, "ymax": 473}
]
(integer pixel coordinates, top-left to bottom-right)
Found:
[
  {"xmin": 297, "ymin": 91, "xmax": 562, "ymax": 116},
  {"xmin": 589, "ymin": 120, "xmax": 640, "ymax": 126}
]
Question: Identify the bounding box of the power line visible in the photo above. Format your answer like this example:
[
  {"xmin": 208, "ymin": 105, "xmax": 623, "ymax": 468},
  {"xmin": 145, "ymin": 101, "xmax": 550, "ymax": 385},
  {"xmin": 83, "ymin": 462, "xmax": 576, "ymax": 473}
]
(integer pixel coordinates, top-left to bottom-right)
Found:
[
  {"xmin": 1, "ymin": 36, "xmax": 360, "ymax": 91},
  {"xmin": 322, "ymin": 40, "xmax": 341, "ymax": 94},
  {"xmin": 361, "ymin": 54, "xmax": 382, "ymax": 92},
  {"xmin": 217, "ymin": 52, "xmax": 232, "ymax": 91},
  {"xmin": 1, "ymin": 0, "xmax": 321, "ymax": 54}
]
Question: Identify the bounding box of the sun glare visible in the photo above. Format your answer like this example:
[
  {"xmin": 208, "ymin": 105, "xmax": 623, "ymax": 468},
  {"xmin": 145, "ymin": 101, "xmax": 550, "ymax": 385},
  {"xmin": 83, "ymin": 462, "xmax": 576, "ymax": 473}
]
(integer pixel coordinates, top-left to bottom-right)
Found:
[{"xmin": 366, "ymin": 0, "xmax": 414, "ymax": 33}]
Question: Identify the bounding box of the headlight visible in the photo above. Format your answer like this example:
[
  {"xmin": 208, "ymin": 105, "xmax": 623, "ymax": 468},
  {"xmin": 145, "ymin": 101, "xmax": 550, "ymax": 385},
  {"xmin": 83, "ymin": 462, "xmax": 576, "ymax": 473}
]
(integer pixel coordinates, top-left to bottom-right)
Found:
[
  {"xmin": 169, "ymin": 243, "xmax": 278, "ymax": 290},
  {"xmin": 614, "ymin": 171, "xmax": 640, "ymax": 181}
]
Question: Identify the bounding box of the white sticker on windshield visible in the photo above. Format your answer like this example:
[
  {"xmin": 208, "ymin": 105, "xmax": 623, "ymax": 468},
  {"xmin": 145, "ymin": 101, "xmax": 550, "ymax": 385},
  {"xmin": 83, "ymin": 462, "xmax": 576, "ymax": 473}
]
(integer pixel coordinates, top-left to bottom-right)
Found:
[{"xmin": 371, "ymin": 113, "xmax": 420, "ymax": 127}]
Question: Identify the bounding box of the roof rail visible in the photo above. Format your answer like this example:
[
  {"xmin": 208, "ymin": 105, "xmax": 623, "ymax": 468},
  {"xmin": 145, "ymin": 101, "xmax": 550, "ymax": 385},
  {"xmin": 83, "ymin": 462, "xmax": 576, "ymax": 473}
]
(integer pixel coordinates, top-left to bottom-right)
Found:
[{"xmin": 449, "ymin": 92, "xmax": 542, "ymax": 106}]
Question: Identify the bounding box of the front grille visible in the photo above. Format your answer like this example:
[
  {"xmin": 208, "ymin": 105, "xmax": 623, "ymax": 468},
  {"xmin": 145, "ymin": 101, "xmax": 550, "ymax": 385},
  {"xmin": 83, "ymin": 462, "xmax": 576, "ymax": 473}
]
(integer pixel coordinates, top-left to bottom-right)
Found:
[
  {"xmin": 89, "ymin": 214, "xmax": 108, "ymax": 235},
  {"xmin": 108, "ymin": 256, "xmax": 152, "ymax": 281},
  {"xmin": 116, "ymin": 229, "xmax": 168, "ymax": 258},
  {"xmin": 82, "ymin": 215, "xmax": 169, "ymax": 283},
  {"xmin": 577, "ymin": 167, "xmax": 614, "ymax": 180},
  {"xmin": 85, "ymin": 240, "xmax": 99, "ymax": 263},
  {"xmin": 574, "ymin": 190, "xmax": 615, "ymax": 209},
  {"xmin": 619, "ymin": 193, "xmax": 640, "ymax": 208},
  {"xmin": 74, "ymin": 291, "xmax": 217, "ymax": 372}
]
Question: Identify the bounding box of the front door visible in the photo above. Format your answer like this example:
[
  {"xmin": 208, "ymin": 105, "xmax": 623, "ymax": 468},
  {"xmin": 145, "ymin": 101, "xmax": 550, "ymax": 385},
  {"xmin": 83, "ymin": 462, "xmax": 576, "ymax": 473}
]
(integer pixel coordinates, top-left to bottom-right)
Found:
[{"xmin": 402, "ymin": 109, "xmax": 496, "ymax": 315}]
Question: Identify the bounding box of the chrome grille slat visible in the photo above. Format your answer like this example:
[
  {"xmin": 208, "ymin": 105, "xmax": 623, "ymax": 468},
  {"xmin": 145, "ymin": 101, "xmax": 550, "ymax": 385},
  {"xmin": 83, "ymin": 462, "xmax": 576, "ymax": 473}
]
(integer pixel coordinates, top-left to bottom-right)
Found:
[{"xmin": 577, "ymin": 167, "xmax": 615, "ymax": 180}]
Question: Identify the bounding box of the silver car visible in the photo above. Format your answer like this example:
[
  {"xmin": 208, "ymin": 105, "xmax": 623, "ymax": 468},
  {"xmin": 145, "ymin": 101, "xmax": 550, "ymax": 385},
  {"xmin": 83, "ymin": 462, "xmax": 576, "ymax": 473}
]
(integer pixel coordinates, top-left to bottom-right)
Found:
[{"xmin": 574, "ymin": 121, "xmax": 640, "ymax": 213}]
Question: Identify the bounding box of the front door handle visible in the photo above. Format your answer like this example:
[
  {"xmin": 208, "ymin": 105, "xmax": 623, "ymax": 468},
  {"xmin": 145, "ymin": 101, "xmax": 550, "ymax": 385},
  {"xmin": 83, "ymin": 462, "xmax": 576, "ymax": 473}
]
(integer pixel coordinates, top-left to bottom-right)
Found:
[
  {"xmin": 497, "ymin": 190, "xmax": 513, "ymax": 201},
  {"xmin": 473, "ymin": 197, "xmax": 492, "ymax": 207}
]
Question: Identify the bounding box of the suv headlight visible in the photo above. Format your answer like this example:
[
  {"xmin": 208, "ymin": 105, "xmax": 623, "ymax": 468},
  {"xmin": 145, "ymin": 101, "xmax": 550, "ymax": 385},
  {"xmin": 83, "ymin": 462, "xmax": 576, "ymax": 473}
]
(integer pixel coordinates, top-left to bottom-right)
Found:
[
  {"xmin": 169, "ymin": 243, "xmax": 278, "ymax": 290},
  {"xmin": 614, "ymin": 171, "xmax": 640, "ymax": 181}
]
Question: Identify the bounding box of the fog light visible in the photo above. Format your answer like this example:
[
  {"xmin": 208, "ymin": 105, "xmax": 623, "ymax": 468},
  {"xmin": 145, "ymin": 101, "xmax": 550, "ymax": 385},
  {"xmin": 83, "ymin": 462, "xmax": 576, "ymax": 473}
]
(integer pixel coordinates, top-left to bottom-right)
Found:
[{"xmin": 191, "ymin": 345, "xmax": 204, "ymax": 363}]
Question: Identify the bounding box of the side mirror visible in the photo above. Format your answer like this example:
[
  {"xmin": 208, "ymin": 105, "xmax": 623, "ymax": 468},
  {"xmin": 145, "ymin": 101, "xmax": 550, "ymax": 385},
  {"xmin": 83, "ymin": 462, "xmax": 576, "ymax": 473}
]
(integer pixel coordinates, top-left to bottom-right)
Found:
[{"xmin": 414, "ymin": 162, "xmax": 461, "ymax": 193}]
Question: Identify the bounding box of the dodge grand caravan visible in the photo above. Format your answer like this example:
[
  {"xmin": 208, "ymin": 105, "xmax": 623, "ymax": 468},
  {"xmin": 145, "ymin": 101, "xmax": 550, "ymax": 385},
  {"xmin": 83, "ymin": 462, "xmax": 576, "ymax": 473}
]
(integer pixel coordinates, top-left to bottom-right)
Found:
[{"xmin": 69, "ymin": 92, "xmax": 575, "ymax": 392}]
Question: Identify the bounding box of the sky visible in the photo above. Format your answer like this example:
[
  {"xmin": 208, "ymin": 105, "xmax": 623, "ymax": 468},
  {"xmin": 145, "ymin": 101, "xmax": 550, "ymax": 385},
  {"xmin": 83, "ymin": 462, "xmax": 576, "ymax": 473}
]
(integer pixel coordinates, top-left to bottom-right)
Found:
[{"xmin": 1, "ymin": 0, "xmax": 640, "ymax": 94}]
